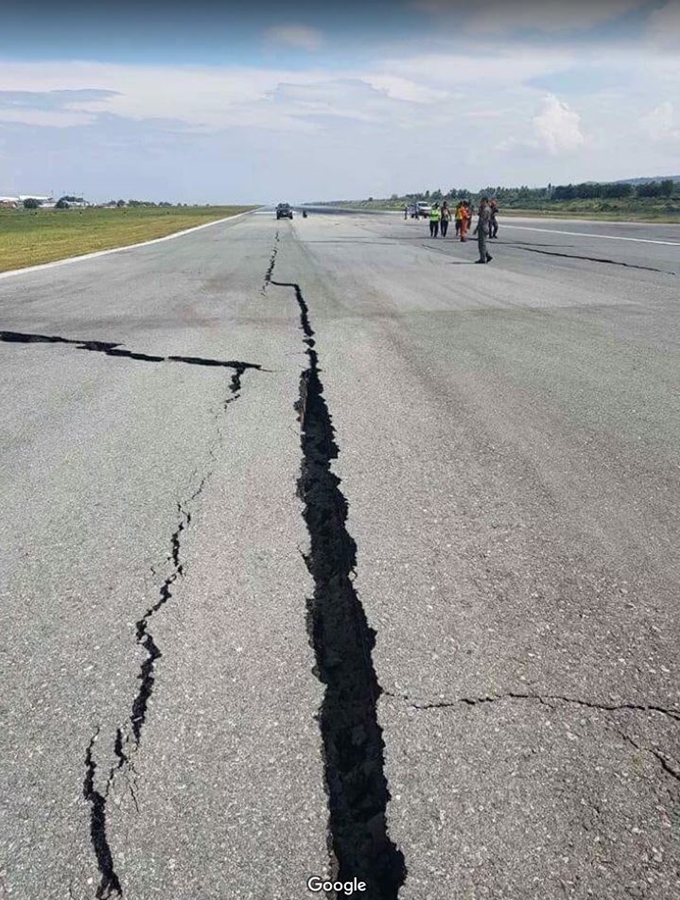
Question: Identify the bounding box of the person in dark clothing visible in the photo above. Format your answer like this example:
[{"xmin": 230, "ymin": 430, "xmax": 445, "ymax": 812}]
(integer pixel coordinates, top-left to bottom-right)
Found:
[
  {"xmin": 489, "ymin": 198, "xmax": 499, "ymax": 238},
  {"xmin": 440, "ymin": 201, "xmax": 451, "ymax": 237},
  {"xmin": 473, "ymin": 197, "xmax": 493, "ymax": 263}
]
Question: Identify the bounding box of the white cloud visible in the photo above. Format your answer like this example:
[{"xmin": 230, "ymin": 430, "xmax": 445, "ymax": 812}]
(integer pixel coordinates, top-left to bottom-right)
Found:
[
  {"xmin": 0, "ymin": 108, "xmax": 92, "ymax": 127},
  {"xmin": 1, "ymin": 36, "xmax": 680, "ymax": 201},
  {"xmin": 376, "ymin": 48, "xmax": 579, "ymax": 88},
  {"xmin": 0, "ymin": 61, "xmax": 328, "ymax": 132},
  {"xmin": 641, "ymin": 101, "xmax": 680, "ymax": 142},
  {"xmin": 264, "ymin": 25, "xmax": 324, "ymax": 51},
  {"xmin": 361, "ymin": 75, "xmax": 448, "ymax": 104},
  {"xmin": 533, "ymin": 94, "xmax": 585, "ymax": 154}
]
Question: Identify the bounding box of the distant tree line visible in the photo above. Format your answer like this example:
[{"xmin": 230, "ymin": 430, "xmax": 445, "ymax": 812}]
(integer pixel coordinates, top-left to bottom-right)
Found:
[{"xmin": 385, "ymin": 179, "xmax": 679, "ymax": 205}]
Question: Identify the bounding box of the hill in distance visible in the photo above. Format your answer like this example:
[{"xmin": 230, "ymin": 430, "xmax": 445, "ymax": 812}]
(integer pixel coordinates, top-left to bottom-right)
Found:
[{"xmin": 614, "ymin": 175, "xmax": 680, "ymax": 185}]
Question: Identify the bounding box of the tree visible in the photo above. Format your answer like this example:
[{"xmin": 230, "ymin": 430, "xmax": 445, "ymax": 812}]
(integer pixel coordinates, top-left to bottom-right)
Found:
[
  {"xmin": 23, "ymin": 198, "xmax": 40, "ymax": 210},
  {"xmin": 660, "ymin": 179, "xmax": 674, "ymax": 197},
  {"xmin": 636, "ymin": 181, "xmax": 661, "ymax": 198},
  {"xmin": 55, "ymin": 198, "xmax": 70, "ymax": 209},
  {"xmin": 116, "ymin": 200, "xmax": 126, "ymax": 207},
  {"xmin": 553, "ymin": 184, "xmax": 575, "ymax": 200},
  {"xmin": 602, "ymin": 182, "xmax": 632, "ymax": 199}
]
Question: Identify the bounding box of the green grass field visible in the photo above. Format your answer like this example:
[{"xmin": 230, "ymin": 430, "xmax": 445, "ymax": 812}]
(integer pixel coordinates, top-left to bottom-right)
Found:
[
  {"xmin": 321, "ymin": 197, "xmax": 680, "ymax": 223},
  {"xmin": 0, "ymin": 205, "xmax": 256, "ymax": 272},
  {"xmin": 496, "ymin": 198, "xmax": 680, "ymax": 222}
]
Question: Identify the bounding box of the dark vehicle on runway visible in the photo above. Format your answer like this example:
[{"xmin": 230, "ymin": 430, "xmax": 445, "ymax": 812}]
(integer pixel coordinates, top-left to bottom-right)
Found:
[{"xmin": 276, "ymin": 203, "xmax": 293, "ymax": 220}]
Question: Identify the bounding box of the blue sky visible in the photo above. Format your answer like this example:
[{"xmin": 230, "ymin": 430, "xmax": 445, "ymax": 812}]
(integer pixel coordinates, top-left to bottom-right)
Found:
[{"xmin": 1, "ymin": 1, "xmax": 679, "ymax": 202}]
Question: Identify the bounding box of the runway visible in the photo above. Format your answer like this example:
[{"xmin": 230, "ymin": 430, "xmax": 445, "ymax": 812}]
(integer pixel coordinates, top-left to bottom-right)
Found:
[{"xmin": 1, "ymin": 210, "xmax": 678, "ymax": 899}]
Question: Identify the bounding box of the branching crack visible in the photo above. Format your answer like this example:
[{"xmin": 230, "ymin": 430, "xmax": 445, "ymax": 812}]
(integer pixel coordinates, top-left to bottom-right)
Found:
[
  {"xmin": 383, "ymin": 689, "xmax": 680, "ymax": 722},
  {"xmin": 83, "ymin": 730, "xmax": 123, "ymax": 899},
  {"xmin": 129, "ymin": 502, "xmax": 188, "ymax": 744},
  {"xmin": 0, "ymin": 330, "xmax": 262, "ymax": 374},
  {"xmin": 269, "ymin": 268, "xmax": 406, "ymax": 898},
  {"xmin": 384, "ymin": 690, "xmax": 680, "ymax": 786},
  {"xmin": 80, "ymin": 353, "xmax": 257, "ymax": 893},
  {"xmin": 617, "ymin": 731, "xmax": 680, "ymax": 785}
]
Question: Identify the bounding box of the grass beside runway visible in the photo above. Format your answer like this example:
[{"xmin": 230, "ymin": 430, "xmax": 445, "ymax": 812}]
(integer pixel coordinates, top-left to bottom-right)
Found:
[
  {"xmin": 317, "ymin": 198, "xmax": 680, "ymax": 223},
  {"xmin": 0, "ymin": 205, "xmax": 256, "ymax": 272},
  {"xmin": 499, "ymin": 207, "xmax": 680, "ymax": 222}
]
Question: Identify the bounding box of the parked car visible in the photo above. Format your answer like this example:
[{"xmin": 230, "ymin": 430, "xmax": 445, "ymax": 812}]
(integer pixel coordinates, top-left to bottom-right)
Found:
[
  {"xmin": 414, "ymin": 202, "xmax": 432, "ymax": 219},
  {"xmin": 276, "ymin": 203, "xmax": 293, "ymax": 220}
]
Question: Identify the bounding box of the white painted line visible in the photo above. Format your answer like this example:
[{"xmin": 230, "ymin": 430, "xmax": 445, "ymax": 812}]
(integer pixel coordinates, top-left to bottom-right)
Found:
[
  {"xmin": 0, "ymin": 209, "xmax": 258, "ymax": 281},
  {"xmin": 502, "ymin": 223, "xmax": 680, "ymax": 247}
]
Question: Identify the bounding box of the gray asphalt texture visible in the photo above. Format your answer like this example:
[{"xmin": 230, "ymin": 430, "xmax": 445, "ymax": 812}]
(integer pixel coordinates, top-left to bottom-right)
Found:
[{"xmin": 1, "ymin": 210, "xmax": 679, "ymax": 899}]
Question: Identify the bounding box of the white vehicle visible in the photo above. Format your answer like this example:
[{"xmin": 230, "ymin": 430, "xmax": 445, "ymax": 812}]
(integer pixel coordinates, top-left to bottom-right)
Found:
[{"xmin": 415, "ymin": 201, "xmax": 432, "ymax": 219}]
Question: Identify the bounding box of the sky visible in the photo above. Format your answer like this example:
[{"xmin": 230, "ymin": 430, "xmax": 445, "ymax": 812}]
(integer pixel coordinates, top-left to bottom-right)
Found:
[{"xmin": 1, "ymin": 0, "xmax": 679, "ymax": 203}]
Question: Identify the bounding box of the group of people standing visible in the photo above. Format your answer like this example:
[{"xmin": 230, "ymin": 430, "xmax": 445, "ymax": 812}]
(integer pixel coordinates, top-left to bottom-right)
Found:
[{"xmin": 416, "ymin": 198, "xmax": 499, "ymax": 263}]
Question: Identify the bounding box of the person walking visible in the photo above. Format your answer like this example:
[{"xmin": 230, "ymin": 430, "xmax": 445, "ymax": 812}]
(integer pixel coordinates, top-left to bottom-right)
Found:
[
  {"xmin": 404, "ymin": 204, "xmax": 409, "ymax": 220},
  {"xmin": 459, "ymin": 200, "xmax": 471, "ymax": 241},
  {"xmin": 429, "ymin": 203, "xmax": 441, "ymax": 238},
  {"xmin": 455, "ymin": 201, "xmax": 464, "ymax": 237},
  {"xmin": 440, "ymin": 201, "xmax": 451, "ymax": 237},
  {"xmin": 489, "ymin": 198, "xmax": 499, "ymax": 238},
  {"xmin": 473, "ymin": 197, "xmax": 493, "ymax": 263}
]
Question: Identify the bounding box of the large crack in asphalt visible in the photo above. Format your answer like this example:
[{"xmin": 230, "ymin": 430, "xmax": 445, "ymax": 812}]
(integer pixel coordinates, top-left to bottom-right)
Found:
[
  {"xmin": 261, "ymin": 230, "xmax": 280, "ymax": 294},
  {"xmin": 269, "ymin": 273, "xmax": 406, "ymax": 899},
  {"xmin": 83, "ymin": 731, "xmax": 123, "ymax": 900},
  {"xmin": 511, "ymin": 246, "xmax": 675, "ymax": 275},
  {"xmin": 0, "ymin": 330, "xmax": 262, "ymax": 373},
  {"xmin": 79, "ymin": 354, "xmax": 256, "ymax": 899}
]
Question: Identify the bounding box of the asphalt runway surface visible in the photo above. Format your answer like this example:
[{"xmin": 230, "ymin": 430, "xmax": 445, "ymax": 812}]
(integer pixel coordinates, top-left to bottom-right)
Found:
[{"xmin": 1, "ymin": 210, "xmax": 679, "ymax": 900}]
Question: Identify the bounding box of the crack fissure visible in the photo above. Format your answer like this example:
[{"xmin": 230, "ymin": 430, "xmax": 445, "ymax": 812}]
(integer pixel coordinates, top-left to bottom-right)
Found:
[
  {"xmin": 384, "ymin": 690, "xmax": 680, "ymax": 785},
  {"xmin": 269, "ymin": 274, "xmax": 406, "ymax": 898},
  {"xmin": 262, "ymin": 230, "xmax": 280, "ymax": 293},
  {"xmin": 129, "ymin": 501, "xmax": 191, "ymax": 746},
  {"xmin": 80, "ymin": 355, "xmax": 254, "ymax": 894},
  {"xmin": 0, "ymin": 330, "xmax": 262, "ymax": 373},
  {"xmin": 617, "ymin": 731, "xmax": 680, "ymax": 785},
  {"xmin": 512, "ymin": 247, "xmax": 674, "ymax": 275},
  {"xmin": 83, "ymin": 731, "xmax": 123, "ymax": 899},
  {"xmin": 383, "ymin": 691, "xmax": 680, "ymax": 722},
  {"xmin": 384, "ymin": 689, "xmax": 680, "ymax": 722}
]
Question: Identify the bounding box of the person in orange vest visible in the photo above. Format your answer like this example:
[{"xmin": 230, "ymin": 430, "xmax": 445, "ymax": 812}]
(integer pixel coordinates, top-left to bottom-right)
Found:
[
  {"xmin": 454, "ymin": 201, "xmax": 464, "ymax": 237},
  {"xmin": 459, "ymin": 200, "xmax": 471, "ymax": 241}
]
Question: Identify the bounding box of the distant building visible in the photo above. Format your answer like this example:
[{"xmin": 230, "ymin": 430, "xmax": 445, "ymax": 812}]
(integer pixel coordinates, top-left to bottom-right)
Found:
[{"xmin": 0, "ymin": 197, "xmax": 19, "ymax": 208}]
